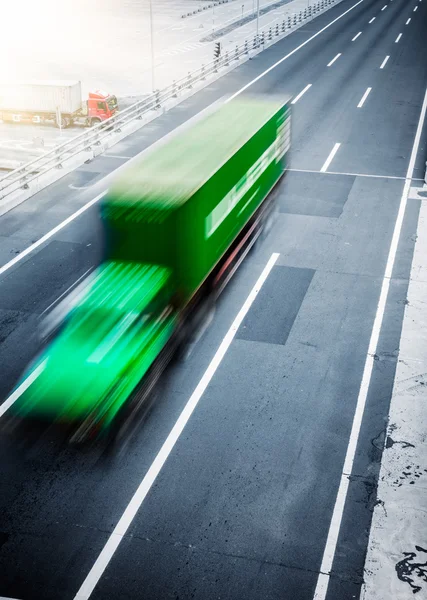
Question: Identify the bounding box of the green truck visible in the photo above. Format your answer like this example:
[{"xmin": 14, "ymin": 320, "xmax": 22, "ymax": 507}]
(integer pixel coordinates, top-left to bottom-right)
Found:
[{"xmin": 8, "ymin": 95, "xmax": 291, "ymax": 445}]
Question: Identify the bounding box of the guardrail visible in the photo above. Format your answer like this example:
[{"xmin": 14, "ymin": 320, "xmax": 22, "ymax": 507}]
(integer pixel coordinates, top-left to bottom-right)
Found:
[
  {"xmin": 0, "ymin": 0, "xmax": 339, "ymax": 205},
  {"xmin": 181, "ymin": 0, "xmax": 234, "ymax": 18}
]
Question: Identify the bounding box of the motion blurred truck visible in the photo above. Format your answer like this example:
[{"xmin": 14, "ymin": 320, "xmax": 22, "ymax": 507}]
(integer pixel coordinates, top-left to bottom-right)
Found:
[
  {"xmin": 8, "ymin": 94, "xmax": 291, "ymax": 446},
  {"xmin": 0, "ymin": 80, "xmax": 118, "ymax": 128}
]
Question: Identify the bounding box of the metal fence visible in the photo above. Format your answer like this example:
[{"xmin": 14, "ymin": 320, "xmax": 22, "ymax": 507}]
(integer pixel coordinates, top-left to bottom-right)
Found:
[{"xmin": 0, "ymin": 0, "xmax": 338, "ymax": 204}]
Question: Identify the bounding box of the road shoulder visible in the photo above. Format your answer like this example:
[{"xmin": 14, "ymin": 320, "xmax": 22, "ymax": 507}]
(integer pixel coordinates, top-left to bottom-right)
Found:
[{"xmin": 361, "ymin": 184, "xmax": 427, "ymax": 599}]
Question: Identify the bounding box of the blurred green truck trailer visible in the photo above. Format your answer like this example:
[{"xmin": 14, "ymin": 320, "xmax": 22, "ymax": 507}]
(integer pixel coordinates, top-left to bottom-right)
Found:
[
  {"xmin": 103, "ymin": 95, "xmax": 291, "ymax": 304},
  {"xmin": 9, "ymin": 95, "xmax": 291, "ymax": 443}
]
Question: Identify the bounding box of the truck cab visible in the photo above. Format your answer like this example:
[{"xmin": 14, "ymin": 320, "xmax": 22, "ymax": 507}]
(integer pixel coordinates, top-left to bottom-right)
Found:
[{"xmin": 85, "ymin": 90, "xmax": 118, "ymax": 125}]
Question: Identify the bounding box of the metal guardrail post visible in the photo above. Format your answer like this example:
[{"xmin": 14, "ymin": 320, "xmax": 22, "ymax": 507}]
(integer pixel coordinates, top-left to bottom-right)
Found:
[
  {"xmin": 235, "ymin": 45, "xmax": 239, "ymax": 60},
  {"xmin": 225, "ymin": 51, "xmax": 230, "ymax": 66},
  {"xmin": 261, "ymin": 31, "xmax": 265, "ymax": 45},
  {"xmin": 288, "ymin": 15, "xmax": 292, "ymax": 28},
  {"xmin": 172, "ymin": 80, "xmax": 178, "ymax": 97},
  {"xmin": 112, "ymin": 114, "xmax": 122, "ymax": 134},
  {"xmin": 245, "ymin": 39, "xmax": 249, "ymax": 54},
  {"xmin": 293, "ymin": 13, "xmax": 297, "ymax": 25},
  {"xmin": 201, "ymin": 64, "xmax": 206, "ymax": 80},
  {"xmin": 186, "ymin": 72, "xmax": 193, "ymax": 89},
  {"xmin": 275, "ymin": 23, "xmax": 279, "ymax": 36},
  {"xmin": 268, "ymin": 27, "xmax": 272, "ymax": 40}
]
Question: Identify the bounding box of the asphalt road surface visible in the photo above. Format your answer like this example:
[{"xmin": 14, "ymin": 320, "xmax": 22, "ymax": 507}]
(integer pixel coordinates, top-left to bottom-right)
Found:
[{"xmin": 0, "ymin": 0, "xmax": 426, "ymax": 599}]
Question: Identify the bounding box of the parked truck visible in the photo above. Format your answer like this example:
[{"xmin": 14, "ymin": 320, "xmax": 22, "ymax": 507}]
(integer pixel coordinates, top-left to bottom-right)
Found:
[
  {"xmin": 7, "ymin": 94, "xmax": 291, "ymax": 446},
  {"xmin": 0, "ymin": 80, "xmax": 118, "ymax": 128}
]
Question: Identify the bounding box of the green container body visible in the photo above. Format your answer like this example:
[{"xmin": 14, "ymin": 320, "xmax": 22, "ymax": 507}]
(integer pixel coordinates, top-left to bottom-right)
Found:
[
  {"xmin": 10, "ymin": 95, "xmax": 291, "ymax": 427},
  {"xmin": 103, "ymin": 95, "xmax": 291, "ymax": 304}
]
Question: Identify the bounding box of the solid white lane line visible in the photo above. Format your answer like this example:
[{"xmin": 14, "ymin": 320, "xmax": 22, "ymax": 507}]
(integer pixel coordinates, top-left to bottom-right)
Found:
[
  {"xmin": 320, "ymin": 143, "xmax": 341, "ymax": 172},
  {"xmin": 380, "ymin": 56, "xmax": 390, "ymax": 68},
  {"xmin": 291, "ymin": 84, "xmax": 312, "ymax": 104},
  {"xmin": 414, "ymin": 5, "xmax": 418, "ymax": 10},
  {"xmin": 0, "ymin": 191, "xmax": 107, "ymax": 279},
  {"xmin": 0, "ymin": 361, "xmax": 47, "ymax": 419},
  {"xmin": 357, "ymin": 87, "xmax": 372, "ymax": 108},
  {"xmin": 104, "ymin": 154, "xmax": 133, "ymax": 160},
  {"xmin": 327, "ymin": 53, "xmax": 341, "ymax": 66},
  {"xmin": 73, "ymin": 252, "xmax": 280, "ymax": 600},
  {"xmin": 352, "ymin": 31, "xmax": 362, "ymax": 40},
  {"xmin": 289, "ymin": 168, "xmax": 419, "ymax": 180},
  {"xmin": 406, "ymin": 17, "xmax": 411, "ymax": 23},
  {"xmin": 381, "ymin": 4, "xmax": 387, "ymax": 9},
  {"xmin": 369, "ymin": 16, "xmax": 375, "ymax": 22},
  {"xmin": 395, "ymin": 32, "xmax": 402, "ymax": 42},
  {"xmin": 312, "ymin": 84, "xmax": 427, "ymax": 600}
]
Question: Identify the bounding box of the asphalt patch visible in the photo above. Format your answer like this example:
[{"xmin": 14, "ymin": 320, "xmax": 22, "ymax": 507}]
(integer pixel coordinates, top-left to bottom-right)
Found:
[
  {"xmin": 237, "ymin": 264, "xmax": 314, "ymax": 345},
  {"xmin": 280, "ymin": 171, "xmax": 355, "ymax": 218},
  {"xmin": 68, "ymin": 170, "xmax": 101, "ymax": 189}
]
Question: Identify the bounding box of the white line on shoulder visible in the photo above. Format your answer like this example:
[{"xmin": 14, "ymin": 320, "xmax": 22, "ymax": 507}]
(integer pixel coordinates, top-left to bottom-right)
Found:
[{"xmin": 312, "ymin": 84, "xmax": 427, "ymax": 600}]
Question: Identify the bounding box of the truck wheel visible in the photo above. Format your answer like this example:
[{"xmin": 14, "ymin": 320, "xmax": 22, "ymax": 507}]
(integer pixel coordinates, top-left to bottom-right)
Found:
[
  {"xmin": 90, "ymin": 118, "xmax": 102, "ymax": 127},
  {"xmin": 55, "ymin": 116, "xmax": 68, "ymax": 129},
  {"xmin": 105, "ymin": 375, "xmax": 161, "ymax": 458},
  {"xmin": 175, "ymin": 296, "xmax": 215, "ymax": 361},
  {"xmin": 261, "ymin": 198, "xmax": 279, "ymax": 240}
]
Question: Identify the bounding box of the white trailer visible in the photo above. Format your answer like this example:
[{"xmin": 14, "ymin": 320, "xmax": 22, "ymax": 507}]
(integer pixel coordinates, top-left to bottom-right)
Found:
[{"xmin": 0, "ymin": 81, "xmax": 118, "ymax": 128}]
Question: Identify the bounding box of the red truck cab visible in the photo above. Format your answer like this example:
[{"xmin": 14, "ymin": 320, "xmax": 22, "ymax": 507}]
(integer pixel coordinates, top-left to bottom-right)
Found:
[{"xmin": 87, "ymin": 90, "xmax": 118, "ymax": 124}]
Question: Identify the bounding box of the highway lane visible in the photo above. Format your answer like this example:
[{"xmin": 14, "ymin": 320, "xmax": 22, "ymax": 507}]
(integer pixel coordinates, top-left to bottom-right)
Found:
[{"xmin": 0, "ymin": 0, "xmax": 426, "ymax": 598}]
